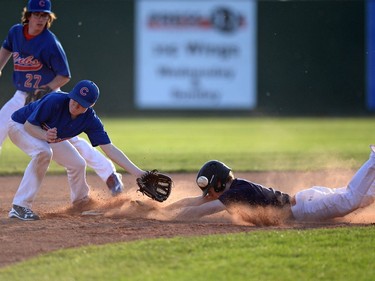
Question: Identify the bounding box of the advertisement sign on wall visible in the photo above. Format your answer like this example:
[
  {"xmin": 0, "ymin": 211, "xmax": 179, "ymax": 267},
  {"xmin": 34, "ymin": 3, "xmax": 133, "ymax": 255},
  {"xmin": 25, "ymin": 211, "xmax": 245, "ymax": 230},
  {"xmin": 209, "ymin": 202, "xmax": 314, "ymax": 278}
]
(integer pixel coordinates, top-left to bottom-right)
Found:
[{"xmin": 135, "ymin": 0, "xmax": 257, "ymax": 110}]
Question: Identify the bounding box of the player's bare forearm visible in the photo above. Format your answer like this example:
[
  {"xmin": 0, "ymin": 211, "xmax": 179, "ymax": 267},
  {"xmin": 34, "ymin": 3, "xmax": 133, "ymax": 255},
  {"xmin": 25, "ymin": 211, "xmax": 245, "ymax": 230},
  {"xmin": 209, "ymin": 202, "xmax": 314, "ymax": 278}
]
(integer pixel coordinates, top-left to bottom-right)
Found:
[
  {"xmin": 173, "ymin": 200, "xmax": 227, "ymax": 221},
  {"xmin": 0, "ymin": 47, "xmax": 12, "ymax": 76},
  {"xmin": 173, "ymin": 205, "xmax": 213, "ymax": 221},
  {"xmin": 165, "ymin": 196, "xmax": 207, "ymax": 210},
  {"xmin": 100, "ymin": 143, "xmax": 145, "ymax": 177},
  {"xmin": 173, "ymin": 206, "xmax": 200, "ymax": 220},
  {"xmin": 45, "ymin": 75, "xmax": 70, "ymax": 91},
  {"xmin": 24, "ymin": 121, "xmax": 57, "ymax": 142}
]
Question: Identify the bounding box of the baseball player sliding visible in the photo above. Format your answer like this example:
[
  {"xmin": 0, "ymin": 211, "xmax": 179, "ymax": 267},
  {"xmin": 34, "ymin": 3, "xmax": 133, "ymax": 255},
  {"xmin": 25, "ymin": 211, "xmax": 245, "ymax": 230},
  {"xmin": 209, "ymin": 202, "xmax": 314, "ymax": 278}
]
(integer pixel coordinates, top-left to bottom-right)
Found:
[
  {"xmin": 0, "ymin": 0, "xmax": 124, "ymax": 196},
  {"xmin": 166, "ymin": 147, "xmax": 375, "ymax": 223},
  {"xmin": 8, "ymin": 80, "xmax": 148, "ymax": 221}
]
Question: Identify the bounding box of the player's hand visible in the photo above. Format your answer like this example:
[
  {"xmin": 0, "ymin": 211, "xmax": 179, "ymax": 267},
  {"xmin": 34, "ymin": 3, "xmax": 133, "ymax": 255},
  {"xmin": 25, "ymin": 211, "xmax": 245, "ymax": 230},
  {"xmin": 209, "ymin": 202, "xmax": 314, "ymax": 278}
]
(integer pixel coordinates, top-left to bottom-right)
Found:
[
  {"xmin": 45, "ymin": 127, "xmax": 58, "ymax": 143},
  {"xmin": 34, "ymin": 85, "xmax": 52, "ymax": 96}
]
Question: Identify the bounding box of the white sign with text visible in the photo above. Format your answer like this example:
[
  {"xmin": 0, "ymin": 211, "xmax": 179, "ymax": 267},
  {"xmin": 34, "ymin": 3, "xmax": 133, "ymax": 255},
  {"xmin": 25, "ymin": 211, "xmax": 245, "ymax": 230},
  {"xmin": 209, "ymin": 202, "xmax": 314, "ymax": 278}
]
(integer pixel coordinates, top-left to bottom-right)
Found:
[{"xmin": 135, "ymin": 0, "xmax": 257, "ymax": 109}]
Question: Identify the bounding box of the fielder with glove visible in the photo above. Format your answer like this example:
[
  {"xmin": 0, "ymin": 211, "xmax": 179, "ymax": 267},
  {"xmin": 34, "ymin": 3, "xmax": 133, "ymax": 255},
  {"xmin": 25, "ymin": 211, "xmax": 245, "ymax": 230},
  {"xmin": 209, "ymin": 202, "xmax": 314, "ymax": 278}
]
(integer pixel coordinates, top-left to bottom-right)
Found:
[
  {"xmin": 137, "ymin": 170, "xmax": 173, "ymax": 202},
  {"xmin": 7, "ymin": 80, "xmax": 173, "ymax": 221}
]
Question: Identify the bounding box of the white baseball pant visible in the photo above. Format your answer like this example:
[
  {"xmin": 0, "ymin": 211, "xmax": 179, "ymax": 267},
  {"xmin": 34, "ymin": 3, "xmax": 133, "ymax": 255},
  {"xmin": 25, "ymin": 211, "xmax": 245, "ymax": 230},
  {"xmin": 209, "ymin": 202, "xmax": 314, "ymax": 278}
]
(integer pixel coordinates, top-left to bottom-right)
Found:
[
  {"xmin": 8, "ymin": 120, "xmax": 89, "ymax": 208},
  {"xmin": 0, "ymin": 90, "xmax": 115, "ymax": 181},
  {"xmin": 291, "ymin": 145, "xmax": 375, "ymax": 221}
]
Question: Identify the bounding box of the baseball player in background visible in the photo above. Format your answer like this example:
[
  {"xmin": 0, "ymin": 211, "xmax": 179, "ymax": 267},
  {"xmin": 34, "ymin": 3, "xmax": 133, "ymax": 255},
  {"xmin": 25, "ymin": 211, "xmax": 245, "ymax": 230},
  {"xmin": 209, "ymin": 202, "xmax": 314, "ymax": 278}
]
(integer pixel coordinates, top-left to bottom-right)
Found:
[
  {"xmin": 0, "ymin": 0, "xmax": 124, "ymax": 195},
  {"xmin": 8, "ymin": 80, "xmax": 147, "ymax": 221},
  {"xmin": 167, "ymin": 147, "xmax": 375, "ymax": 223}
]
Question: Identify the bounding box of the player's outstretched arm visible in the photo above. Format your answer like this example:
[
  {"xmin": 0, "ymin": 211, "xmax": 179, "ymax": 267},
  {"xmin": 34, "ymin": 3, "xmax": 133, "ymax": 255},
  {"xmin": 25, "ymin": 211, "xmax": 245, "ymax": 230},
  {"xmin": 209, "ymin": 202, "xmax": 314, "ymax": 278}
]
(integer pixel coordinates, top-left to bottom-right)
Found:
[
  {"xmin": 100, "ymin": 143, "xmax": 145, "ymax": 177},
  {"xmin": 173, "ymin": 199, "xmax": 226, "ymax": 220},
  {"xmin": 165, "ymin": 196, "xmax": 209, "ymax": 210},
  {"xmin": 0, "ymin": 47, "xmax": 12, "ymax": 77}
]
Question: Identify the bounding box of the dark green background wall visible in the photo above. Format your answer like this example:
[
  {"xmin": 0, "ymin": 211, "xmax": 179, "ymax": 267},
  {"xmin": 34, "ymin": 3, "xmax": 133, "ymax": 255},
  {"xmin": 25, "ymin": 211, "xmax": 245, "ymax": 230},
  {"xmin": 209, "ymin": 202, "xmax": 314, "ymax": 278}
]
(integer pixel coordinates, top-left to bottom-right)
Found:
[
  {"xmin": 257, "ymin": 1, "xmax": 365, "ymax": 116},
  {"xmin": 0, "ymin": 0, "xmax": 366, "ymax": 116}
]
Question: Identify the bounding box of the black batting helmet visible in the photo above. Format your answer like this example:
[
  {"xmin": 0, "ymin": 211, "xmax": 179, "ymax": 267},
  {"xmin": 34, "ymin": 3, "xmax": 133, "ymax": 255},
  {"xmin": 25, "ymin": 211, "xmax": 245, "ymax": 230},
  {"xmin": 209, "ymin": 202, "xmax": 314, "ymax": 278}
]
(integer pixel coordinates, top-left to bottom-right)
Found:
[{"xmin": 196, "ymin": 160, "xmax": 231, "ymax": 197}]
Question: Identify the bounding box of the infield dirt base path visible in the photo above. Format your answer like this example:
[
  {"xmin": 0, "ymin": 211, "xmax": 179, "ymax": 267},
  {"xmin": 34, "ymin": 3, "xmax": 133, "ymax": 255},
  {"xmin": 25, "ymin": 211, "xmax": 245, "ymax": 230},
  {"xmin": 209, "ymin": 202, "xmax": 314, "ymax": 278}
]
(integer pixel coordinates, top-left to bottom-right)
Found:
[{"xmin": 1, "ymin": 171, "xmax": 374, "ymax": 268}]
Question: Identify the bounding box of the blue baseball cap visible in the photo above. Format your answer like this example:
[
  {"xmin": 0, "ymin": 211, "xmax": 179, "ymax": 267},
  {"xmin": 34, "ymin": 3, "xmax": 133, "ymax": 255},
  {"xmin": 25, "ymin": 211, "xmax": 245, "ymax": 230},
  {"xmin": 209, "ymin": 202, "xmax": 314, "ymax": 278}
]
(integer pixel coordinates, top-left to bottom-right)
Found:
[
  {"xmin": 68, "ymin": 80, "xmax": 100, "ymax": 108},
  {"xmin": 27, "ymin": 0, "xmax": 52, "ymax": 13}
]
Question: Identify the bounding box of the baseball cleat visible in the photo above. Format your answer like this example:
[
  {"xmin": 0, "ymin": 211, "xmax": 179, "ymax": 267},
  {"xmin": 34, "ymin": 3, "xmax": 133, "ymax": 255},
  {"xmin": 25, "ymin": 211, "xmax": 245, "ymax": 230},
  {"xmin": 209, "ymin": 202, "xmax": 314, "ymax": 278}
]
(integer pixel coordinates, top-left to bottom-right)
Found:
[
  {"xmin": 106, "ymin": 172, "xmax": 124, "ymax": 196},
  {"xmin": 9, "ymin": 204, "xmax": 40, "ymax": 221}
]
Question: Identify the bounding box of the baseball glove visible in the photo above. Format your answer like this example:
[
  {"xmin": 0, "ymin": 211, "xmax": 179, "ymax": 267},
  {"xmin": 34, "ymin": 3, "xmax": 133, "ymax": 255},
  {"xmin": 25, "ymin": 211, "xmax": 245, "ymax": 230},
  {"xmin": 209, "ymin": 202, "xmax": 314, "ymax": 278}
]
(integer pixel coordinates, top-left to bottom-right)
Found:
[
  {"xmin": 136, "ymin": 170, "xmax": 173, "ymax": 202},
  {"xmin": 25, "ymin": 85, "xmax": 52, "ymax": 105}
]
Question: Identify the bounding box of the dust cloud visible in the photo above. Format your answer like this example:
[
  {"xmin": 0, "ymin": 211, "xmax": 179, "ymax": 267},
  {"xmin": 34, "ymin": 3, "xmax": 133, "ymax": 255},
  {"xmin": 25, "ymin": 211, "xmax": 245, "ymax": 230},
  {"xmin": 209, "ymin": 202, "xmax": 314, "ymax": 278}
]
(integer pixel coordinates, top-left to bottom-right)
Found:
[{"xmin": 47, "ymin": 171, "xmax": 375, "ymax": 226}]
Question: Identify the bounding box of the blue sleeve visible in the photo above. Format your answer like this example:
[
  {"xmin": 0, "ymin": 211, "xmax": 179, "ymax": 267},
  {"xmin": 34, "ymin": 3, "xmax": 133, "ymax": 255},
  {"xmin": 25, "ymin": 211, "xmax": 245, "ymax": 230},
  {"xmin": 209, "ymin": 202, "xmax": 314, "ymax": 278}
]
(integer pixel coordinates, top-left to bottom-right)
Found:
[
  {"xmin": 49, "ymin": 36, "xmax": 71, "ymax": 78},
  {"xmin": 87, "ymin": 130, "xmax": 111, "ymax": 147},
  {"xmin": 84, "ymin": 111, "xmax": 111, "ymax": 147},
  {"xmin": 219, "ymin": 188, "xmax": 243, "ymax": 207},
  {"xmin": 26, "ymin": 97, "xmax": 56, "ymax": 126}
]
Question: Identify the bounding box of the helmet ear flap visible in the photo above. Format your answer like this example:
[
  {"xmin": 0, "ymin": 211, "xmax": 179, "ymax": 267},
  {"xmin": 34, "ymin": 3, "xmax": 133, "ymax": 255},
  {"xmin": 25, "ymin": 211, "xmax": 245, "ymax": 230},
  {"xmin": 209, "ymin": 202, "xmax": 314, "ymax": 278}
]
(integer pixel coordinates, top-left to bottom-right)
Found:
[{"xmin": 214, "ymin": 179, "xmax": 226, "ymax": 193}]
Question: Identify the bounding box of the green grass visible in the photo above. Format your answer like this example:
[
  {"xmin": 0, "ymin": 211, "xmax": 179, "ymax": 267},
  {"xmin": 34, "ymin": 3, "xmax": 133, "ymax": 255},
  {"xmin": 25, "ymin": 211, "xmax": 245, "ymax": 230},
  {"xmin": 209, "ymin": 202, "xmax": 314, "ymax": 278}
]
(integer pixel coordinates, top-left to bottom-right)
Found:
[
  {"xmin": 0, "ymin": 226, "xmax": 374, "ymax": 281},
  {"xmin": 1, "ymin": 117, "xmax": 375, "ymax": 280},
  {"xmin": 1, "ymin": 117, "xmax": 375, "ymax": 175}
]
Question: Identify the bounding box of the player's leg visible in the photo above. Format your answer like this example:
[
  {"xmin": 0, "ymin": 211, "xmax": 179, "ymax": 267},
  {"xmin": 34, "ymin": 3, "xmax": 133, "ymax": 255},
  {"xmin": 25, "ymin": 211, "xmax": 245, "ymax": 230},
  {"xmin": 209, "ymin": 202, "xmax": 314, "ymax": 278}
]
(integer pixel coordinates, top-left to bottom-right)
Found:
[
  {"xmin": 332, "ymin": 144, "xmax": 375, "ymax": 208},
  {"xmin": 8, "ymin": 121, "xmax": 51, "ymax": 220},
  {"xmin": 344, "ymin": 145, "xmax": 375, "ymax": 204},
  {"xmin": 292, "ymin": 145, "xmax": 375, "ymax": 221},
  {"xmin": 68, "ymin": 136, "xmax": 123, "ymax": 195},
  {"xmin": 68, "ymin": 136, "xmax": 114, "ymax": 181},
  {"xmin": 50, "ymin": 141, "xmax": 90, "ymax": 204},
  {"xmin": 367, "ymin": 181, "xmax": 375, "ymax": 197},
  {"xmin": 0, "ymin": 91, "xmax": 26, "ymax": 149}
]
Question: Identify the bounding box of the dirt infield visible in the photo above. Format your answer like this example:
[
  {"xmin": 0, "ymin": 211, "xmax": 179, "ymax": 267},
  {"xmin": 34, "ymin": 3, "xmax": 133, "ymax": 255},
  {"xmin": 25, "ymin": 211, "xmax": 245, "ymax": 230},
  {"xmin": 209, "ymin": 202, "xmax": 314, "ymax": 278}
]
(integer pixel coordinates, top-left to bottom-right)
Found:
[{"xmin": 1, "ymin": 171, "xmax": 374, "ymax": 268}]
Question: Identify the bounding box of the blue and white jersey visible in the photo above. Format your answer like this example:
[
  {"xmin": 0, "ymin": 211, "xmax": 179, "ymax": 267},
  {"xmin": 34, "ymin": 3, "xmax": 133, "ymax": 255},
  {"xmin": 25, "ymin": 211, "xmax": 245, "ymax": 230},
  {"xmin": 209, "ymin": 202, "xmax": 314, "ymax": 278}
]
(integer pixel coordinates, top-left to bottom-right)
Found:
[
  {"xmin": 11, "ymin": 93, "xmax": 110, "ymax": 147},
  {"xmin": 2, "ymin": 24, "xmax": 71, "ymax": 92}
]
